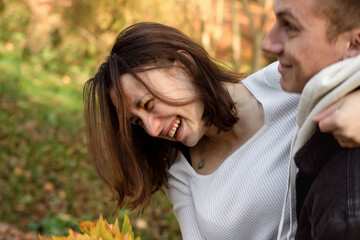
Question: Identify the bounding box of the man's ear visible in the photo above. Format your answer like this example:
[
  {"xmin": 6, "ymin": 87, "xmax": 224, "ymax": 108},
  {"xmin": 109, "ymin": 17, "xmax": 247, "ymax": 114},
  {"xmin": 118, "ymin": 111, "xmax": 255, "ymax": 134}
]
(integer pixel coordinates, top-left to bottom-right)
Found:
[{"xmin": 344, "ymin": 29, "xmax": 360, "ymax": 59}]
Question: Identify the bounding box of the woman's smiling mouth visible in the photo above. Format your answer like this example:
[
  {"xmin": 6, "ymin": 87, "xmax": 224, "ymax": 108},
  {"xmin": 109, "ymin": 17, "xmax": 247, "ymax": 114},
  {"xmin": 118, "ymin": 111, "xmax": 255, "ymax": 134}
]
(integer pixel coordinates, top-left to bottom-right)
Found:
[{"xmin": 168, "ymin": 118, "xmax": 182, "ymax": 138}]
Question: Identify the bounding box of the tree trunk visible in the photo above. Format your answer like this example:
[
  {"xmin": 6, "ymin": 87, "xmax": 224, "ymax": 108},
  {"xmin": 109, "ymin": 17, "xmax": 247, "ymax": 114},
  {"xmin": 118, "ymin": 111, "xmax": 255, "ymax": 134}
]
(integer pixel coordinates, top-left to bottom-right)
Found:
[
  {"xmin": 252, "ymin": 31, "xmax": 263, "ymax": 72},
  {"xmin": 214, "ymin": 0, "xmax": 224, "ymax": 42},
  {"xmin": 199, "ymin": 0, "xmax": 214, "ymax": 56},
  {"xmin": 24, "ymin": 0, "xmax": 53, "ymax": 54},
  {"xmin": 240, "ymin": 0, "xmax": 273, "ymax": 72},
  {"xmin": 231, "ymin": 0, "xmax": 241, "ymax": 71}
]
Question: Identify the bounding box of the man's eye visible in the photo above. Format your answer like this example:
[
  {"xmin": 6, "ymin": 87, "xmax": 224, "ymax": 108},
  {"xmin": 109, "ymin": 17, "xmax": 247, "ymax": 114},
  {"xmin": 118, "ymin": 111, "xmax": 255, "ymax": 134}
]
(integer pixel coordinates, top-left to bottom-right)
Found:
[
  {"xmin": 144, "ymin": 99, "xmax": 155, "ymax": 111},
  {"xmin": 284, "ymin": 21, "xmax": 296, "ymax": 32}
]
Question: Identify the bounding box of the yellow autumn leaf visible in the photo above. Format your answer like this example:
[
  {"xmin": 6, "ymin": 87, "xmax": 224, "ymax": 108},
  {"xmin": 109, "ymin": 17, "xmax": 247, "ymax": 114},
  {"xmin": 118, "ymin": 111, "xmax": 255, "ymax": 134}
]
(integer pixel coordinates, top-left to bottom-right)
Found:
[
  {"xmin": 121, "ymin": 215, "xmax": 134, "ymax": 239},
  {"xmin": 38, "ymin": 215, "xmax": 140, "ymax": 240},
  {"xmin": 78, "ymin": 220, "xmax": 97, "ymax": 235},
  {"xmin": 112, "ymin": 218, "xmax": 121, "ymax": 239},
  {"xmin": 90, "ymin": 215, "xmax": 114, "ymax": 240}
]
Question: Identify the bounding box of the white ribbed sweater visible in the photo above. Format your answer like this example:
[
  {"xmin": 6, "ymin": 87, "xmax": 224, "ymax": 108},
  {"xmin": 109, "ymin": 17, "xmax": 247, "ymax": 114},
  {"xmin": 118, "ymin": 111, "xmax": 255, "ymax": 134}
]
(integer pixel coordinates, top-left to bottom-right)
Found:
[{"xmin": 165, "ymin": 62, "xmax": 300, "ymax": 240}]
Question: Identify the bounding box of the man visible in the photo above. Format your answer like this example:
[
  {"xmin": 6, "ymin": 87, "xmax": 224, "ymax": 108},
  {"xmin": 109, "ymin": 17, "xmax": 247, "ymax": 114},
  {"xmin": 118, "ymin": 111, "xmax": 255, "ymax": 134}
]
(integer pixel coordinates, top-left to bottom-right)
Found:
[{"xmin": 262, "ymin": 0, "xmax": 360, "ymax": 239}]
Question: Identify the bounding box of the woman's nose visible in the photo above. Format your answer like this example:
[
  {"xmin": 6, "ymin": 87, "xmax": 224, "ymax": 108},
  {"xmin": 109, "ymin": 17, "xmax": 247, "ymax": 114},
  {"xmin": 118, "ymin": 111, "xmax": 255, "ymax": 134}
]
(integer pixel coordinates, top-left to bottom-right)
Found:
[{"xmin": 142, "ymin": 115, "xmax": 161, "ymax": 137}]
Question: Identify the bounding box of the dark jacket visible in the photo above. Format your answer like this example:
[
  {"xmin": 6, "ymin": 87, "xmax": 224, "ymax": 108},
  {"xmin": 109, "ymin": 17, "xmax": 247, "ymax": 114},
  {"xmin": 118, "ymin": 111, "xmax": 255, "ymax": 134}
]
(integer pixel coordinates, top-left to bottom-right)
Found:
[{"xmin": 294, "ymin": 129, "xmax": 360, "ymax": 240}]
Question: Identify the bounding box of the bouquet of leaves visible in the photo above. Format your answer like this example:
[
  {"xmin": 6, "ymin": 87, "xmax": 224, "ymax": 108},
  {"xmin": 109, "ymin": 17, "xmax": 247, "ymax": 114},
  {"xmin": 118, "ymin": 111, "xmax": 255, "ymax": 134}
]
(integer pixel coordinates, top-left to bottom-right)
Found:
[{"xmin": 39, "ymin": 215, "xmax": 140, "ymax": 240}]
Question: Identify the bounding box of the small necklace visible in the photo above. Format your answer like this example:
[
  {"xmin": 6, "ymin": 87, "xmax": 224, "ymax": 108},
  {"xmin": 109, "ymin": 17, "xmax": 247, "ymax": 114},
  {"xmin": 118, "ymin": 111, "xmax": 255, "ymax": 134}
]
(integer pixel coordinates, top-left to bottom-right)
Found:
[
  {"xmin": 196, "ymin": 137, "xmax": 208, "ymax": 170},
  {"xmin": 197, "ymin": 158, "xmax": 204, "ymax": 169}
]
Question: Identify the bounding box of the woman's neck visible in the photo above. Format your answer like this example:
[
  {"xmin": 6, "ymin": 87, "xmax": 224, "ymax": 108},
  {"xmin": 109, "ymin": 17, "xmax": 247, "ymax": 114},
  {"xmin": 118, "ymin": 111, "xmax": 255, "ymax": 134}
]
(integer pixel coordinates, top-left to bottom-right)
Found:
[
  {"xmin": 192, "ymin": 82, "xmax": 264, "ymax": 175},
  {"xmin": 204, "ymin": 82, "xmax": 263, "ymax": 141}
]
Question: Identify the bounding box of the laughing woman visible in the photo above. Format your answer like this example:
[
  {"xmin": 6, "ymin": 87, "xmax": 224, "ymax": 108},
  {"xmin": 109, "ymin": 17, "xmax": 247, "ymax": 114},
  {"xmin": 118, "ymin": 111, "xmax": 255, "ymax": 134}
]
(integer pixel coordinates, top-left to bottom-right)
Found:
[{"xmin": 83, "ymin": 22, "xmax": 360, "ymax": 239}]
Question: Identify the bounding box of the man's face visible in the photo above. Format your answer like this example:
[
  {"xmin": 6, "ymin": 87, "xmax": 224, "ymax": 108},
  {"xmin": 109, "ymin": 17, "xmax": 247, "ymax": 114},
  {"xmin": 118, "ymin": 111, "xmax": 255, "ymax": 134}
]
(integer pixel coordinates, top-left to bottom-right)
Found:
[{"xmin": 261, "ymin": 0, "xmax": 350, "ymax": 93}]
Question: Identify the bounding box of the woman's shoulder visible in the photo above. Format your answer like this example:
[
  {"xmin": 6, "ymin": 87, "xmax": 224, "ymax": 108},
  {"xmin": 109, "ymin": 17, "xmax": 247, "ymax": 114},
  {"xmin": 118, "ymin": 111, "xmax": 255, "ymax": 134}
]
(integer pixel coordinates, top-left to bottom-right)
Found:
[
  {"xmin": 168, "ymin": 152, "xmax": 197, "ymax": 182},
  {"xmin": 240, "ymin": 61, "xmax": 300, "ymax": 123},
  {"xmin": 242, "ymin": 61, "xmax": 281, "ymax": 89}
]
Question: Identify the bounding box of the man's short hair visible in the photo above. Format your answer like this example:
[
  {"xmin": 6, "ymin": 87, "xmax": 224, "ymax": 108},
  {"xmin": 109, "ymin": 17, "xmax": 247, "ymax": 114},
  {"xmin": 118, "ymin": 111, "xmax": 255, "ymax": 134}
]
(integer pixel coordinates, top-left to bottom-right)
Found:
[{"xmin": 312, "ymin": 0, "xmax": 360, "ymax": 42}]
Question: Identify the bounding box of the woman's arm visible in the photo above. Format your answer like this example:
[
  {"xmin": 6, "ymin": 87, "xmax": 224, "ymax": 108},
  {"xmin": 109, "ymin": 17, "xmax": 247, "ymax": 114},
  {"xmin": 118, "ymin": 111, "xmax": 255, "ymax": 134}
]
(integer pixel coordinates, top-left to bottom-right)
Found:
[{"xmin": 313, "ymin": 89, "xmax": 360, "ymax": 148}]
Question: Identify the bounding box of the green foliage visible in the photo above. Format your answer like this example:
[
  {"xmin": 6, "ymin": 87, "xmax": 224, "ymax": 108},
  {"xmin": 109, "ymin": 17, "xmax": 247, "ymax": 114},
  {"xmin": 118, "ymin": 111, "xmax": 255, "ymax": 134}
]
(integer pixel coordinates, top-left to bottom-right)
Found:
[
  {"xmin": 28, "ymin": 214, "xmax": 80, "ymax": 236},
  {"xmin": 0, "ymin": 41, "xmax": 104, "ymax": 224}
]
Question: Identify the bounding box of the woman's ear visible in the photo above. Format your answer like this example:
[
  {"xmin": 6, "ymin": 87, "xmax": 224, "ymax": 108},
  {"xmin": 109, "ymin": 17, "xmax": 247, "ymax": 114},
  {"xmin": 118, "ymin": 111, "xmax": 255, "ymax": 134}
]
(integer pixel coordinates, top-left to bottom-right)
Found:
[{"xmin": 344, "ymin": 29, "xmax": 360, "ymax": 59}]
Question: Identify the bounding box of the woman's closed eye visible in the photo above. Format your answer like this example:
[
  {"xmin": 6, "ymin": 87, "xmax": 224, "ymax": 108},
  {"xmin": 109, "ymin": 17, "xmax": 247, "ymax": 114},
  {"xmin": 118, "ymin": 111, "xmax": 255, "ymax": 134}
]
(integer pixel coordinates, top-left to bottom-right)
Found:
[
  {"xmin": 130, "ymin": 99, "xmax": 155, "ymax": 126},
  {"xmin": 144, "ymin": 98, "xmax": 155, "ymax": 111}
]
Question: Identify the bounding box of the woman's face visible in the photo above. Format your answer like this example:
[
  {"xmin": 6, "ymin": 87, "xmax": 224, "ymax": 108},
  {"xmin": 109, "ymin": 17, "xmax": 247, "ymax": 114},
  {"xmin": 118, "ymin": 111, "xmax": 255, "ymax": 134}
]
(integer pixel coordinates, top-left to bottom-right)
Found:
[{"xmin": 110, "ymin": 66, "xmax": 208, "ymax": 147}]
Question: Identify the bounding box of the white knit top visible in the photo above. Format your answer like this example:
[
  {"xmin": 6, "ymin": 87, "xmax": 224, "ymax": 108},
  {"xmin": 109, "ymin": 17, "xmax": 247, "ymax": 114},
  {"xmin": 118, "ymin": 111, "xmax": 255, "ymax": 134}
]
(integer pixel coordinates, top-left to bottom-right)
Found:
[{"xmin": 165, "ymin": 62, "xmax": 300, "ymax": 240}]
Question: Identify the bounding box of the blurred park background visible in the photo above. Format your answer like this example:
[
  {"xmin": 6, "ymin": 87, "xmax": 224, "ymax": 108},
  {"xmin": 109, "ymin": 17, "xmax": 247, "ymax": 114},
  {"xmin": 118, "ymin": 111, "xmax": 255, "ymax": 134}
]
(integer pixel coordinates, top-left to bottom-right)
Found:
[{"xmin": 0, "ymin": 0, "xmax": 276, "ymax": 239}]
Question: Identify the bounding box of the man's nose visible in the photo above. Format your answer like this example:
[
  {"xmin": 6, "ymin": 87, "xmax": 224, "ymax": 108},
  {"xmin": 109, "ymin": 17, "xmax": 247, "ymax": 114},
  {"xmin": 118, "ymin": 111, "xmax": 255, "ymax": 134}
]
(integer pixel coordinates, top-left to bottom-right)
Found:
[{"xmin": 261, "ymin": 26, "xmax": 283, "ymax": 55}]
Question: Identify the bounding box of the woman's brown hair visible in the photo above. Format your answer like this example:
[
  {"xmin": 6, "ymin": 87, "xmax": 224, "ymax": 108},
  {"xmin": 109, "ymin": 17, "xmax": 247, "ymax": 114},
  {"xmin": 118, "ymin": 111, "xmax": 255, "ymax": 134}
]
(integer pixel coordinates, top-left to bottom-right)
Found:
[{"xmin": 83, "ymin": 22, "xmax": 244, "ymax": 211}]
